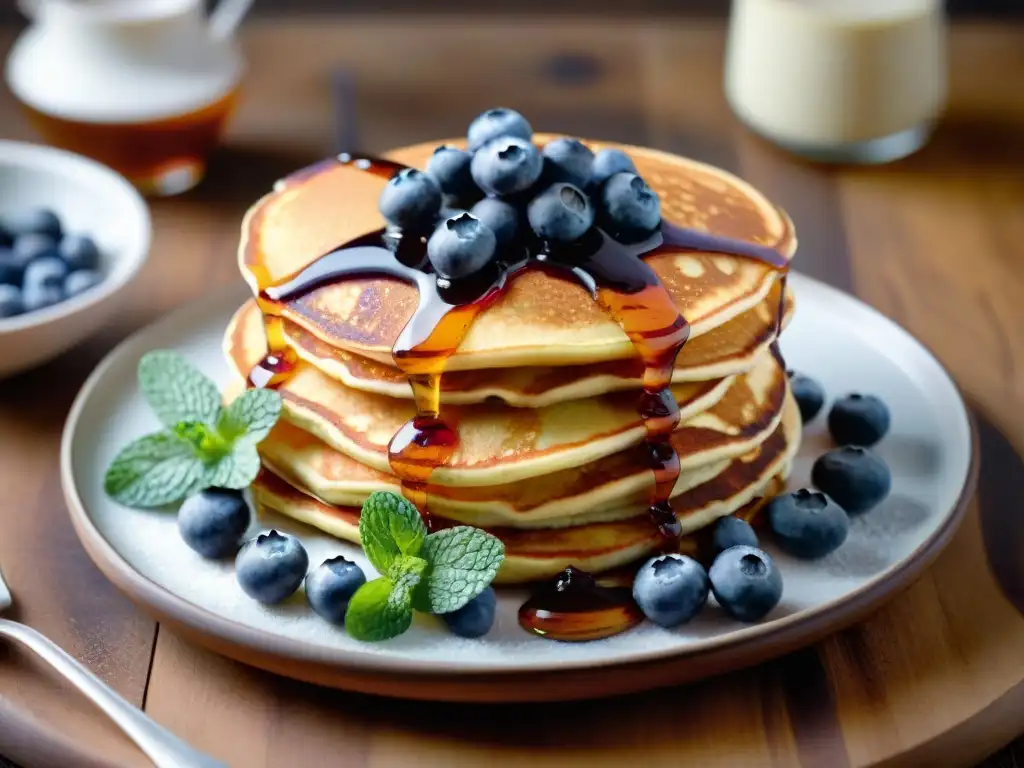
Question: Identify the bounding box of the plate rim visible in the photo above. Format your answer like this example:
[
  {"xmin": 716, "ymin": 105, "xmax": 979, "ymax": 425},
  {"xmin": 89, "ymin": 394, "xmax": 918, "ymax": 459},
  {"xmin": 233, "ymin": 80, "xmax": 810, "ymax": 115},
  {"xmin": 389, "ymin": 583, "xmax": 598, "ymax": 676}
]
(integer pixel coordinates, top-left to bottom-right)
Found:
[{"xmin": 60, "ymin": 274, "xmax": 979, "ymax": 681}]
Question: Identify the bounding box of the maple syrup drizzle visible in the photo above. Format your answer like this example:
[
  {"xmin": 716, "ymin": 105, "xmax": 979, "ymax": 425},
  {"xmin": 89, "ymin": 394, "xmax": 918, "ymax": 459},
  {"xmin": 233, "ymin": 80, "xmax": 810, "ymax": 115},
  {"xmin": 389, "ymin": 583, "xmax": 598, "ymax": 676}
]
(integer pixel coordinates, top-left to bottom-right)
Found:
[
  {"xmin": 247, "ymin": 152, "xmax": 790, "ymax": 641},
  {"xmin": 534, "ymin": 226, "xmax": 692, "ymax": 549},
  {"xmin": 260, "ymin": 253, "xmax": 509, "ymax": 525}
]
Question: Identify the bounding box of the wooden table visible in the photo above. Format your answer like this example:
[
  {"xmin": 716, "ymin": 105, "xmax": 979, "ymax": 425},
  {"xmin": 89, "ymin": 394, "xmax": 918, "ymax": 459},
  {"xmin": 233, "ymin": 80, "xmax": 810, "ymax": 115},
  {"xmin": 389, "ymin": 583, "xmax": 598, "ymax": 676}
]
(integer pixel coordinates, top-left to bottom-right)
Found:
[{"xmin": 2, "ymin": 16, "xmax": 1024, "ymax": 768}]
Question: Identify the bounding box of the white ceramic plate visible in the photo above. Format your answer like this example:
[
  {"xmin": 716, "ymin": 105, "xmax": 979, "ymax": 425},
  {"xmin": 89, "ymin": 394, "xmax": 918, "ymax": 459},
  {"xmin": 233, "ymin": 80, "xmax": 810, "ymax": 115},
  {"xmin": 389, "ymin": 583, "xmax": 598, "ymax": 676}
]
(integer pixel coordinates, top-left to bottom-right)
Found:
[{"xmin": 60, "ymin": 273, "xmax": 976, "ymax": 698}]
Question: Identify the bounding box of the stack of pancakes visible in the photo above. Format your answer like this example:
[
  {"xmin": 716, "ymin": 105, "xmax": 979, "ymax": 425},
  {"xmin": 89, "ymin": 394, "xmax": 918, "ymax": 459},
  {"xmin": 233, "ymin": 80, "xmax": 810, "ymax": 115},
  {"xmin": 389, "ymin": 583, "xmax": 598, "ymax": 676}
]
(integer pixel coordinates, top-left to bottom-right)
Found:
[{"xmin": 225, "ymin": 137, "xmax": 800, "ymax": 584}]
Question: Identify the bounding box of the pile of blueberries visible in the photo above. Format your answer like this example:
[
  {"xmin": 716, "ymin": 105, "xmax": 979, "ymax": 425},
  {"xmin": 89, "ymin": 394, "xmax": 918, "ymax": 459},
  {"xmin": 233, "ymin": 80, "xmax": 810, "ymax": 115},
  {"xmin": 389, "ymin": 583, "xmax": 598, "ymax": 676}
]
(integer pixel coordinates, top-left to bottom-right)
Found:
[
  {"xmin": 0, "ymin": 207, "xmax": 106, "ymax": 319},
  {"xmin": 631, "ymin": 375, "xmax": 893, "ymax": 628},
  {"xmin": 378, "ymin": 107, "xmax": 662, "ymax": 282},
  {"xmin": 175, "ymin": 488, "xmax": 492, "ymax": 638}
]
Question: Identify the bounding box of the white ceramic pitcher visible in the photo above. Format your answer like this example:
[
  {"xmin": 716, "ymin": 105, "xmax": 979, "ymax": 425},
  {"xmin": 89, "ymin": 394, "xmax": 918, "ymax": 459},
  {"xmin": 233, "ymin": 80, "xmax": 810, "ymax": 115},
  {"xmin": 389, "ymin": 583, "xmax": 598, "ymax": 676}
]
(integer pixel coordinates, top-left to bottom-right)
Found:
[{"xmin": 4, "ymin": 0, "xmax": 253, "ymax": 194}]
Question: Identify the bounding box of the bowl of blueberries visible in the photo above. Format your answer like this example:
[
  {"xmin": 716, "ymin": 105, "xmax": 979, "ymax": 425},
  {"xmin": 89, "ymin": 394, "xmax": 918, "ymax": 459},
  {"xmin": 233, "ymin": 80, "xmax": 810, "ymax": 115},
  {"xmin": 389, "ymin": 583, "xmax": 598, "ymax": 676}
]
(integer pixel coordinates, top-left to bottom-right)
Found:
[{"xmin": 0, "ymin": 139, "xmax": 151, "ymax": 378}]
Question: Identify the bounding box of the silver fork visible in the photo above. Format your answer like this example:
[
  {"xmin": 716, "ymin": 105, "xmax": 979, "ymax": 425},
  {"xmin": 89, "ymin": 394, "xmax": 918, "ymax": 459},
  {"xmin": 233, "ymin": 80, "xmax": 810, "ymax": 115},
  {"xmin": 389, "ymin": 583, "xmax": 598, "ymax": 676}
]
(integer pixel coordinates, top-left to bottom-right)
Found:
[{"xmin": 0, "ymin": 567, "xmax": 226, "ymax": 768}]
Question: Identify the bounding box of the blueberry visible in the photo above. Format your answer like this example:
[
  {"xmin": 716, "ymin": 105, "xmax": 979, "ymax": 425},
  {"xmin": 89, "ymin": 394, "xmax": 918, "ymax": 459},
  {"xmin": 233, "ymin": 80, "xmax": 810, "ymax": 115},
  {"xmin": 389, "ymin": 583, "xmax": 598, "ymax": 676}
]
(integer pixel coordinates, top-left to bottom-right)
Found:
[
  {"xmin": 441, "ymin": 587, "xmax": 497, "ymax": 638},
  {"xmin": 711, "ymin": 515, "xmax": 759, "ymax": 558},
  {"xmin": 589, "ymin": 148, "xmax": 637, "ymax": 188},
  {"xmin": 470, "ymin": 198, "xmax": 519, "ymax": 246},
  {"xmin": 811, "ymin": 446, "xmax": 892, "ymax": 515},
  {"xmin": 25, "ymin": 256, "xmax": 66, "ymax": 293},
  {"xmin": 541, "ymin": 137, "xmax": 594, "ymax": 188},
  {"xmin": 0, "ymin": 284, "xmax": 22, "ymax": 318},
  {"xmin": 58, "ymin": 234, "xmax": 101, "ymax": 272},
  {"xmin": 3, "ymin": 208, "xmax": 62, "ymax": 240},
  {"xmin": 767, "ymin": 489, "xmax": 849, "ymax": 559},
  {"xmin": 23, "ymin": 256, "xmax": 68, "ymax": 291},
  {"xmin": 427, "ymin": 145, "xmax": 478, "ymax": 202},
  {"xmin": 828, "ymin": 393, "xmax": 890, "ymax": 446},
  {"xmin": 632, "ymin": 553, "xmax": 709, "ymax": 628},
  {"xmin": 305, "ymin": 556, "xmax": 367, "ymax": 623},
  {"xmin": 439, "ymin": 204, "xmax": 470, "ymax": 221},
  {"xmin": 470, "ymin": 137, "xmax": 543, "ymax": 197},
  {"xmin": 788, "ymin": 371, "xmax": 825, "ymax": 422},
  {"xmin": 597, "ymin": 172, "xmax": 661, "ymax": 241},
  {"xmin": 427, "ymin": 212, "xmax": 497, "ymax": 280},
  {"xmin": 235, "ymin": 530, "xmax": 309, "ymax": 604},
  {"xmin": 177, "ymin": 488, "xmax": 251, "ymax": 559},
  {"xmin": 64, "ymin": 269, "xmax": 103, "ymax": 298},
  {"xmin": 467, "ymin": 107, "xmax": 532, "ymax": 152},
  {"xmin": 14, "ymin": 234, "xmax": 60, "ymax": 273},
  {"xmin": 527, "ymin": 183, "xmax": 594, "ymax": 242},
  {"xmin": 709, "ymin": 546, "xmax": 783, "ymax": 622},
  {"xmin": 21, "ymin": 283, "xmax": 62, "ymax": 313},
  {"xmin": 378, "ymin": 168, "xmax": 442, "ymax": 231}
]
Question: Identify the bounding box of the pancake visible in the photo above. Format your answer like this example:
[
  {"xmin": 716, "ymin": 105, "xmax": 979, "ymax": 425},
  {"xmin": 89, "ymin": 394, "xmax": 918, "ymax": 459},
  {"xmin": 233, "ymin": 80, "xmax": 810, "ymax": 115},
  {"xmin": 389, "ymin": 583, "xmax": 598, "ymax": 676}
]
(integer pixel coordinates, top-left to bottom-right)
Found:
[
  {"xmin": 238, "ymin": 135, "xmax": 796, "ymax": 371},
  {"xmin": 225, "ymin": 301, "xmax": 789, "ymax": 487},
  {"xmin": 280, "ymin": 284, "xmax": 794, "ymax": 407},
  {"xmin": 250, "ymin": 391, "xmax": 798, "ymax": 582},
  {"xmin": 254, "ymin": 474, "xmax": 786, "ymax": 584},
  {"xmin": 259, "ymin": 419, "xmax": 729, "ymax": 528},
  {"xmin": 258, "ymin": 384, "xmax": 800, "ymax": 528}
]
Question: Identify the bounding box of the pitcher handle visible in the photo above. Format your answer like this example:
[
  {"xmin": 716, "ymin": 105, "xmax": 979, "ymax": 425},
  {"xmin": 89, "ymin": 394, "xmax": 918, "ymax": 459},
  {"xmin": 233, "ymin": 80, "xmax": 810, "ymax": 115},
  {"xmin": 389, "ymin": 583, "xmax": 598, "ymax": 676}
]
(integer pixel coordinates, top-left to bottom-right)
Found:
[{"xmin": 209, "ymin": 0, "xmax": 255, "ymax": 40}]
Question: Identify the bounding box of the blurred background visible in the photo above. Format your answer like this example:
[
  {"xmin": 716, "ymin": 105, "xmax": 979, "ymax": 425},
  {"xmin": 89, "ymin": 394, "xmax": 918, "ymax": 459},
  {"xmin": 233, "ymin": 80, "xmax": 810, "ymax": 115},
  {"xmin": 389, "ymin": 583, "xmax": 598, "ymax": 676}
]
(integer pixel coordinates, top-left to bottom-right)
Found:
[{"xmin": 2, "ymin": 0, "xmax": 1023, "ymax": 20}]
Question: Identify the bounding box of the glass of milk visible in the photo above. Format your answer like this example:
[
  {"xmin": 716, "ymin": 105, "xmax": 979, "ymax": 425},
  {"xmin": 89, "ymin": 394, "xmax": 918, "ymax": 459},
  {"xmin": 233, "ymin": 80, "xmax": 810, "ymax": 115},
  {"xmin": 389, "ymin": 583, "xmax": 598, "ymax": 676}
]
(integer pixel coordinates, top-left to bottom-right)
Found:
[{"xmin": 724, "ymin": 0, "xmax": 948, "ymax": 164}]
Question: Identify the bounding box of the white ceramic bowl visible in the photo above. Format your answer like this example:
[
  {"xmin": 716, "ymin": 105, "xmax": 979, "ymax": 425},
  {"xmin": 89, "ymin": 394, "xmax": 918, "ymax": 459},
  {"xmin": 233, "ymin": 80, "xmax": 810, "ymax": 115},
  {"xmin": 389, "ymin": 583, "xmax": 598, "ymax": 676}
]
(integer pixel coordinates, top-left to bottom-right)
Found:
[{"xmin": 0, "ymin": 140, "xmax": 151, "ymax": 378}]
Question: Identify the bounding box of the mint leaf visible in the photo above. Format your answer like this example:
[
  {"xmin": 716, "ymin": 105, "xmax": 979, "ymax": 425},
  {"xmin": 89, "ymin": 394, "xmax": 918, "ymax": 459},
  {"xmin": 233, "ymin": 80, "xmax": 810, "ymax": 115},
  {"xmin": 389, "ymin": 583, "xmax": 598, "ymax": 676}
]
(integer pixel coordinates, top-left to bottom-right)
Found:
[
  {"xmin": 203, "ymin": 387, "xmax": 281, "ymax": 489},
  {"xmin": 217, "ymin": 388, "xmax": 282, "ymax": 444},
  {"xmin": 138, "ymin": 351, "xmax": 222, "ymax": 429},
  {"xmin": 104, "ymin": 432, "xmax": 207, "ymax": 508},
  {"xmin": 388, "ymin": 554, "xmax": 427, "ymax": 588},
  {"xmin": 344, "ymin": 577, "xmax": 414, "ymax": 642},
  {"xmin": 207, "ymin": 442, "xmax": 262, "ymax": 490},
  {"xmin": 358, "ymin": 491, "xmax": 426, "ymax": 575},
  {"xmin": 173, "ymin": 421, "xmax": 230, "ymax": 461},
  {"xmin": 413, "ymin": 526, "xmax": 505, "ymax": 614}
]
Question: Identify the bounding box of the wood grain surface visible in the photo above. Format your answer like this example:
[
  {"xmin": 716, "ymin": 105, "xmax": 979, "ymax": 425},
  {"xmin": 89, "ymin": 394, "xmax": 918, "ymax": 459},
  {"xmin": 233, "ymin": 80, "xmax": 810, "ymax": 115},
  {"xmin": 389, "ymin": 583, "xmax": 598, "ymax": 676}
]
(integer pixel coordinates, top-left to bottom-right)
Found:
[{"xmin": 1, "ymin": 16, "xmax": 1023, "ymax": 768}]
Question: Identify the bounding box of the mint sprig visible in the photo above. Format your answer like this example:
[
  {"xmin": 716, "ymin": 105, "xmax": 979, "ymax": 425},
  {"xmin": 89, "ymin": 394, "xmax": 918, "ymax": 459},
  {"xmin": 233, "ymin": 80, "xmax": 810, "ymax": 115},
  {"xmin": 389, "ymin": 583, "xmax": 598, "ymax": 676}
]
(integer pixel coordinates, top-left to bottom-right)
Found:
[
  {"xmin": 104, "ymin": 351, "xmax": 282, "ymax": 508},
  {"xmin": 344, "ymin": 492, "xmax": 505, "ymax": 642}
]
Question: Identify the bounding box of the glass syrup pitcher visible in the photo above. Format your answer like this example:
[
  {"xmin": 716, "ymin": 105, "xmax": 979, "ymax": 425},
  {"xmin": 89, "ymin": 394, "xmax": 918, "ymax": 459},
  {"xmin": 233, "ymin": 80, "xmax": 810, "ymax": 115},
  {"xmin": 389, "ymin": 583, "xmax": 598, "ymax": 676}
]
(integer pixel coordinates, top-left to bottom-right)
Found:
[{"xmin": 5, "ymin": 0, "xmax": 253, "ymax": 195}]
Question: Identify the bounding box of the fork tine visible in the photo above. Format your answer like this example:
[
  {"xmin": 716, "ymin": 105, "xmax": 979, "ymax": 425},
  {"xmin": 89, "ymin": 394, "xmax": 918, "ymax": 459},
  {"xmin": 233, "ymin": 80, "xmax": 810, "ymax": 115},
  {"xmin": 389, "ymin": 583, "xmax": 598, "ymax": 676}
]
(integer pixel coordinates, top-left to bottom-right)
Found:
[{"xmin": 0, "ymin": 566, "xmax": 11, "ymax": 611}]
